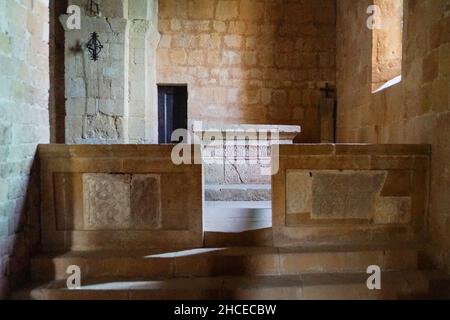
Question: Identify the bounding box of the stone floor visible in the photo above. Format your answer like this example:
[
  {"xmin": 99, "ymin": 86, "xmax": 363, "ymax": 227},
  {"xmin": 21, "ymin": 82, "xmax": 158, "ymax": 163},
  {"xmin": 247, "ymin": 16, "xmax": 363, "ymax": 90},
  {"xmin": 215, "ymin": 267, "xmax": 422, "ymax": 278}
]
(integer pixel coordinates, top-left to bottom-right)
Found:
[{"xmin": 13, "ymin": 245, "xmax": 450, "ymax": 300}]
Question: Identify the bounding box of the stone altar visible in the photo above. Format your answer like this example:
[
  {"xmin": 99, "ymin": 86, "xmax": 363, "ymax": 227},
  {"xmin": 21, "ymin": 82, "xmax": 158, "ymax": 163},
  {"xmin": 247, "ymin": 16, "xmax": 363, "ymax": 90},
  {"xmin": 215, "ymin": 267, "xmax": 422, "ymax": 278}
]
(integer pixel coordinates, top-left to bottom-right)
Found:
[{"xmin": 194, "ymin": 124, "xmax": 301, "ymax": 232}]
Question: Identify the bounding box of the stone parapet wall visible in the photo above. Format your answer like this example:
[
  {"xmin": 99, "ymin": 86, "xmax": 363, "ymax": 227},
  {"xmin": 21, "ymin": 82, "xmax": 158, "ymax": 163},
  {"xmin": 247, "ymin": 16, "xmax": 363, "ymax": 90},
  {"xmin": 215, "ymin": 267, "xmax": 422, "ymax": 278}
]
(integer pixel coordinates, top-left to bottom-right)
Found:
[
  {"xmin": 272, "ymin": 144, "xmax": 430, "ymax": 247},
  {"xmin": 38, "ymin": 145, "xmax": 203, "ymax": 251}
]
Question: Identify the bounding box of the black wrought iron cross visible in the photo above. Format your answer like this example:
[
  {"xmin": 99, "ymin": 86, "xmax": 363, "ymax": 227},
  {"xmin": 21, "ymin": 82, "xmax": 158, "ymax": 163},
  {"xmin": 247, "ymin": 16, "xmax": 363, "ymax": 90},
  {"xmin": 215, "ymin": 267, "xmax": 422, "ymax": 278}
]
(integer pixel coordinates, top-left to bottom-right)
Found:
[{"xmin": 86, "ymin": 32, "xmax": 103, "ymax": 61}]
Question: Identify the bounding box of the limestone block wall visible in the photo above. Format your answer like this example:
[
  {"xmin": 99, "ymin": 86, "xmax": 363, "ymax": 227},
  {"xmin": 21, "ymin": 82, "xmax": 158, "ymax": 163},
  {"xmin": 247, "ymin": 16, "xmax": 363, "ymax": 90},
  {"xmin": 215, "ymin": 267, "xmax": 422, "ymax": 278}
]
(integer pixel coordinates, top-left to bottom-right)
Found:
[
  {"xmin": 63, "ymin": 0, "xmax": 159, "ymax": 144},
  {"xmin": 157, "ymin": 0, "xmax": 336, "ymax": 142},
  {"xmin": 0, "ymin": 0, "xmax": 50, "ymax": 298},
  {"xmin": 63, "ymin": 0, "xmax": 129, "ymax": 144},
  {"xmin": 336, "ymin": 0, "xmax": 450, "ymax": 271}
]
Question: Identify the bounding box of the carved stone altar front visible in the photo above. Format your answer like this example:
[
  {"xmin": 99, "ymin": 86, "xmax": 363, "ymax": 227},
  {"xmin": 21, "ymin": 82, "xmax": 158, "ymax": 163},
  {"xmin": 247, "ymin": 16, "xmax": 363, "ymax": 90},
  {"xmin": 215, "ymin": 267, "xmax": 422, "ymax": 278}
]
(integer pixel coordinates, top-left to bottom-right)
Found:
[
  {"xmin": 39, "ymin": 145, "xmax": 202, "ymax": 251},
  {"xmin": 83, "ymin": 173, "xmax": 162, "ymax": 230}
]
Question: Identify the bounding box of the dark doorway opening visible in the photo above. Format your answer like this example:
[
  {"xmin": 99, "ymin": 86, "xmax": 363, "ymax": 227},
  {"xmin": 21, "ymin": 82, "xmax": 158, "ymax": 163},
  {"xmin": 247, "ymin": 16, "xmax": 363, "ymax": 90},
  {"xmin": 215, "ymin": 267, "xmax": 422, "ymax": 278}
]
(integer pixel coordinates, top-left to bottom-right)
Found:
[{"xmin": 158, "ymin": 85, "xmax": 188, "ymax": 144}]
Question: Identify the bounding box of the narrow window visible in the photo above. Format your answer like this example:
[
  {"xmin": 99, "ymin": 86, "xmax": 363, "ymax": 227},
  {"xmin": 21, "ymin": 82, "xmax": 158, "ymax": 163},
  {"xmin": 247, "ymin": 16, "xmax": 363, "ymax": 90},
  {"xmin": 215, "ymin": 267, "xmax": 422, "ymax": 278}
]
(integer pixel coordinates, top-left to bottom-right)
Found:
[{"xmin": 372, "ymin": 0, "xmax": 404, "ymax": 93}]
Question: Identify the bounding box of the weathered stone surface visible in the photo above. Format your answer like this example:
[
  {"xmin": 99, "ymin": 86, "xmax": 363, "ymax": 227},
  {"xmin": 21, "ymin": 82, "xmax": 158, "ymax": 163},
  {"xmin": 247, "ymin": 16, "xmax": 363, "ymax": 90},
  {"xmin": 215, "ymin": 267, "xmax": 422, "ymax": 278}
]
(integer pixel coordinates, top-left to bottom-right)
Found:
[
  {"xmin": 82, "ymin": 114, "xmax": 124, "ymax": 143},
  {"xmin": 82, "ymin": 173, "xmax": 163, "ymax": 230},
  {"xmin": 224, "ymin": 163, "xmax": 271, "ymax": 185},
  {"xmin": 204, "ymin": 163, "xmax": 226, "ymax": 184},
  {"xmin": 205, "ymin": 188, "xmax": 271, "ymax": 201},
  {"xmin": 188, "ymin": 0, "xmax": 215, "ymax": 19},
  {"xmin": 381, "ymin": 170, "xmax": 412, "ymax": 197},
  {"xmin": 374, "ymin": 197, "xmax": 412, "ymax": 224},
  {"xmin": 130, "ymin": 175, "xmax": 162, "ymax": 229},
  {"xmin": 311, "ymin": 171, "xmax": 386, "ymax": 219},
  {"xmin": 285, "ymin": 168, "xmax": 414, "ymax": 222},
  {"xmin": 83, "ymin": 174, "xmax": 132, "ymax": 230},
  {"xmin": 286, "ymin": 171, "xmax": 312, "ymax": 215},
  {"xmin": 216, "ymin": 0, "xmax": 239, "ymax": 20}
]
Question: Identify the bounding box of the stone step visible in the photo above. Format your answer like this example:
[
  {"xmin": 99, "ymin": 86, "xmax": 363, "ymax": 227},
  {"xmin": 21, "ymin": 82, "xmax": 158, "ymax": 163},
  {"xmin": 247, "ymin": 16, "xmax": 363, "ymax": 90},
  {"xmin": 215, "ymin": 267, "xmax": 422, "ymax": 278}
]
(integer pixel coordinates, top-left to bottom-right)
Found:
[
  {"xmin": 30, "ymin": 245, "xmax": 418, "ymax": 282},
  {"xmin": 13, "ymin": 271, "xmax": 435, "ymax": 300},
  {"xmin": 204, "ymin": 205, "xmax": 272, "ymax": 232}
]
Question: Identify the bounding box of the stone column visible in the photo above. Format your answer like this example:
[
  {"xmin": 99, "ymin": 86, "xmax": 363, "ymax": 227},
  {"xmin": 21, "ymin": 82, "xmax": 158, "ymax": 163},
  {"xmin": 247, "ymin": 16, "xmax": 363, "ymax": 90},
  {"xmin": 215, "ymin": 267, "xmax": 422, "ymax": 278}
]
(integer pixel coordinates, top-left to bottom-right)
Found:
[
  {"xmin": 61, "ymin": 0, "xmax": 159, "ymax": 144},
  {"xmin": 127, "ymin": 0, "xmax": 159, "ymax": 143}
]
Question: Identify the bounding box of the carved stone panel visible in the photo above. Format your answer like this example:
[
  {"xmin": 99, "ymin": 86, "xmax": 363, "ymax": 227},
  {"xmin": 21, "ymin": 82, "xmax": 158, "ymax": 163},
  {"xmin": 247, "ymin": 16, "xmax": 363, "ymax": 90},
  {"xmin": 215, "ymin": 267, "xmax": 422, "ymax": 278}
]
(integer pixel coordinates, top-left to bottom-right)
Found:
[
  {"xmin": 130, "ymin": 175, "xmax": 162, "ymax": 229},
  {"xmin": 83, "ymin": 174, "xmax": 131, "ymax": 230},
  {"xmin": 82, "ymin": 173, "xmax": 162, "ymax": 230}
]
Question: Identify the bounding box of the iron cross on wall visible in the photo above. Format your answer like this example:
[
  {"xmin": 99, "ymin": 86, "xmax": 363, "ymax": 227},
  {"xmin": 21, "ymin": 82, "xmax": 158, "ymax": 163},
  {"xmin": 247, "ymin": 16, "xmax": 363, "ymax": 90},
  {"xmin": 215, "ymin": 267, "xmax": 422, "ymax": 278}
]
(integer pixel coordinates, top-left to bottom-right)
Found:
[{"xmin": 320, "ymin": 83, "xmax": 335, "ymax": 98}]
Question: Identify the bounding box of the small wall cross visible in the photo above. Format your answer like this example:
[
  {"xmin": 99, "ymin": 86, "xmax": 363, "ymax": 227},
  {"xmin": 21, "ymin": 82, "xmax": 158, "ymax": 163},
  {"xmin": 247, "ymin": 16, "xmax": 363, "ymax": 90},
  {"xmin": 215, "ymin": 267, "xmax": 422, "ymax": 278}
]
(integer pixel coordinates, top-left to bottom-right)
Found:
[
  {"xmin": 88, "ymin": 0, "xmax": 100, "ymax": 16},
  {"xmin": 320, "ymin": 83, "xmax": 335, "ymax": 98}
]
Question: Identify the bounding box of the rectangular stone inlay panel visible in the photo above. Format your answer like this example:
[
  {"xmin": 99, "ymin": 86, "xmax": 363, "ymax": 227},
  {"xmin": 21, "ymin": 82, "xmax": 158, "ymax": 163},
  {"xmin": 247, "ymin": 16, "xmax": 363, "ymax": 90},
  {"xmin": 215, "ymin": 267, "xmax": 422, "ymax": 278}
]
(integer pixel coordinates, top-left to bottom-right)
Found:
[
  {"xmin": 83, "ymin": 173, "xmax": 161, "ymax": 230},
  {"xmin": 285, "ymin": 170, "xmax": 407, "ymax": 221},
  {"xmin": 286, "ymin": 171, "xmax": 312, "ymax": 214},
  {"xmin": 311, "ymin": 171, "xmax": 386, "ymax": 219}
]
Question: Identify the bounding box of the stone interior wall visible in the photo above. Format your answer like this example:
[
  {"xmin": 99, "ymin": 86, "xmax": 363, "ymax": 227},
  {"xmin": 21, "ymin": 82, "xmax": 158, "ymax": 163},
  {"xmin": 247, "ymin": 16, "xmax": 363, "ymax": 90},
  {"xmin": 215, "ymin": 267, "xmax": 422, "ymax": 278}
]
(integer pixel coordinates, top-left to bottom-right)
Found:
[
  {"xmin": 157, "ymin": 0, "xmax": 336, "ymax": 142},
  {"xmin": 372, "ymin": 0, "xmax": 403, "ymax": 92},
  {"xmin": 0, "ymin": 0, "xmax": 50, "ymax": 298},
  {"xmin": 63, "ymin": 0, "xmax": 159, "ymax": 144},
  {"xmin": 337, "ymin": 0, "xmax": 450, "ymax": 271}
]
